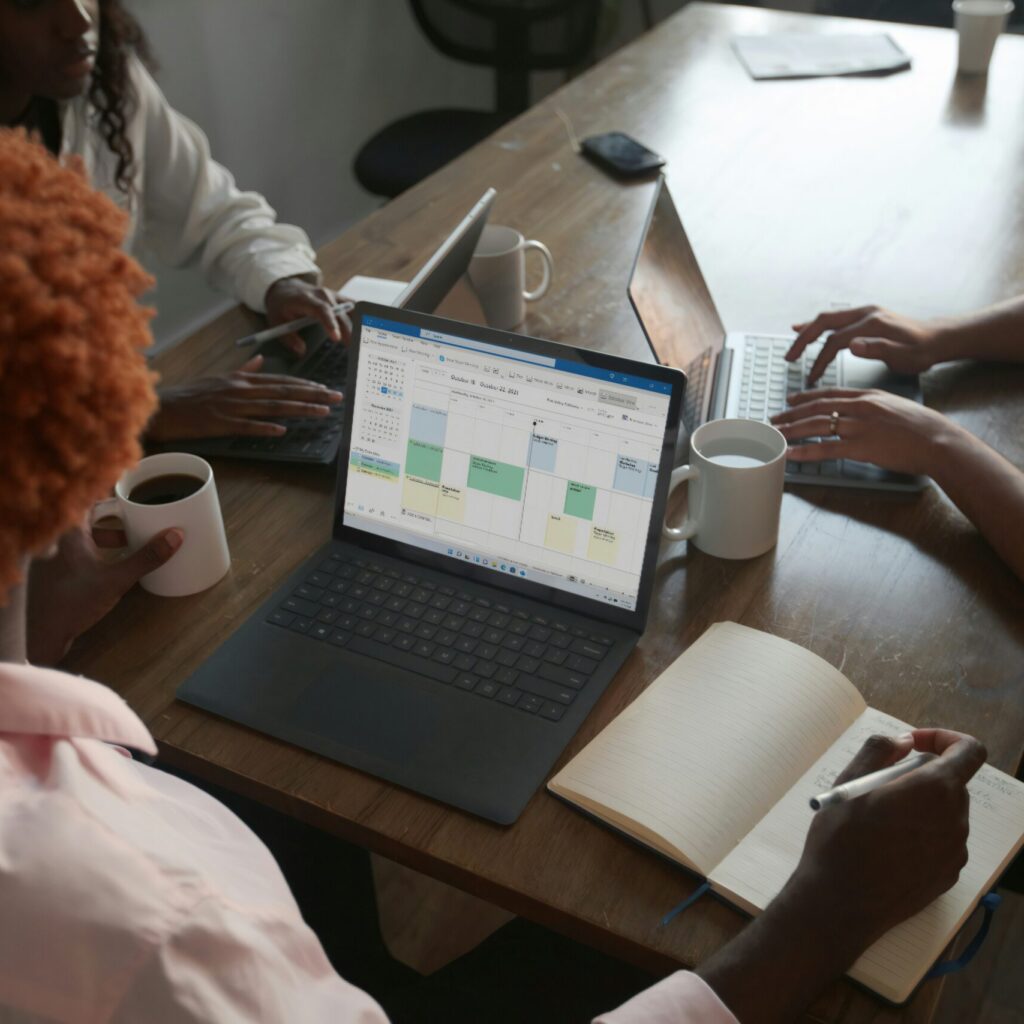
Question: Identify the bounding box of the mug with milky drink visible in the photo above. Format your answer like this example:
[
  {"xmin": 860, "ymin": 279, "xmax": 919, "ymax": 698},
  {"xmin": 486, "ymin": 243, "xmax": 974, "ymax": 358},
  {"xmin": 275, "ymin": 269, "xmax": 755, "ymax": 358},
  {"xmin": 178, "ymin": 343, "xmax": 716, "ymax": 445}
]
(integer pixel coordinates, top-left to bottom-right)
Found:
[
  {"xmin": 663, "ymin": 419, "xmax": 787, "ymax": 559},
  {"xmin": 91, "ymin": 452, "xmax": 231, "ymax": 596},
  {"xmin": 468, "ymin": 225, "xmax": 554, "ymax": 330}
]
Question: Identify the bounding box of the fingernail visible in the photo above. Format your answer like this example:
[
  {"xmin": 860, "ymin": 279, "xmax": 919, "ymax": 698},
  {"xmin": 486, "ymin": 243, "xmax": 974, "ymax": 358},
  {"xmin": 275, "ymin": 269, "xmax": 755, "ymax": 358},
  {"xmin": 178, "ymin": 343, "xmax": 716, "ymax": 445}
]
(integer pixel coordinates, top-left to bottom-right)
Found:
[
  {"xmin": 325, "ymin": 390, "xmax": 343, "ymax": 402},
  {"xmin": 313, "ymin": 405, "xmax": 330, "ymax": 415},
  {"xmin": 166, "ymin": 528, "xmax": 185, "ymax": 551},
  {"xmin": 274, "ymin": 425, "xmax": 287, "ymax": 435},
  {"xmin": 897, "ymin": 732, "xmax": 915, "ymax": 743}
]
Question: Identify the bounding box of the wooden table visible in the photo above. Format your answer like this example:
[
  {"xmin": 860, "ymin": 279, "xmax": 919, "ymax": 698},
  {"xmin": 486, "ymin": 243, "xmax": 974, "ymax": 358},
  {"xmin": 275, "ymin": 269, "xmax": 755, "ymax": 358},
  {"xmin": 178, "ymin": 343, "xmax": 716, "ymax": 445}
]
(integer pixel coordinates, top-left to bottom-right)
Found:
[{"xmin": 68, "ymin": 5, "xmax": 1024, "ymax": 1021}]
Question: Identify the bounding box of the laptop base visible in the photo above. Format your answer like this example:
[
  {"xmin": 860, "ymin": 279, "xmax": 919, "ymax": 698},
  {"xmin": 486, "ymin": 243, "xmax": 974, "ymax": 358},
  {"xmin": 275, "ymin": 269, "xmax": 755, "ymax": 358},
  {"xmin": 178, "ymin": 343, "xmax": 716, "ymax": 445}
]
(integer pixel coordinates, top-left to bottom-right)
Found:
[{"xmin": 177, "ymin": 540, "xmax": 639, "ymax": 825}]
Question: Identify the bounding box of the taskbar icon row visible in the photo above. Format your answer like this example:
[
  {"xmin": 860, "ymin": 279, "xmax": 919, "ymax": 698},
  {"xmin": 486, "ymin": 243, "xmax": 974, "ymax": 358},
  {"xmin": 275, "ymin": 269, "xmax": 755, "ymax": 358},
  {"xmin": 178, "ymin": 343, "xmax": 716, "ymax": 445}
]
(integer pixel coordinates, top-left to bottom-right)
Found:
[{"xmin": 446, "ymin": 547, "xmax": 527, "ymax": 578}]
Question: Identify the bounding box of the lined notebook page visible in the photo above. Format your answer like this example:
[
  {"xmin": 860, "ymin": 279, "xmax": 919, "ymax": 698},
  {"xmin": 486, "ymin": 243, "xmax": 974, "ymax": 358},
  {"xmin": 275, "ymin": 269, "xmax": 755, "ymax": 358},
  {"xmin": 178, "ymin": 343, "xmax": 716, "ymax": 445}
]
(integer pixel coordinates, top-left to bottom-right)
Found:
[
  {"xmin": 548, "ymin": 622, "xmax": 866, "ymax": 875},
  {"xmin": 710, "ymin": 706, "xmax": 1024, "ymax": 1003}
]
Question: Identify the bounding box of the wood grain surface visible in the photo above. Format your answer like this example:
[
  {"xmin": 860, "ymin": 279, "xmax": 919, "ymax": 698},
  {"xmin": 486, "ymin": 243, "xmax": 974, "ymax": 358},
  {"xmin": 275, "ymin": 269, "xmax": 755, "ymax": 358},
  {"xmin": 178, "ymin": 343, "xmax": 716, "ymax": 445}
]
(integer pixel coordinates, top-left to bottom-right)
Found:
[{"xmin": 65, "ymin": 5, "xmax": 1024, "ymax": 1022}]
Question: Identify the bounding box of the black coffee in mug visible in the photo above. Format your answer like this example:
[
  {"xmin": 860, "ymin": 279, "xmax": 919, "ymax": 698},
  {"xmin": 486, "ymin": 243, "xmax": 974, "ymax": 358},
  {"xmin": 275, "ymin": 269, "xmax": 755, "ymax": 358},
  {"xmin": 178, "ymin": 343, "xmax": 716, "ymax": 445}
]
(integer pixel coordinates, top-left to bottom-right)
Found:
[{"xmin": 128, "ymin": 473, "xmax": 204, "ymax": 505}]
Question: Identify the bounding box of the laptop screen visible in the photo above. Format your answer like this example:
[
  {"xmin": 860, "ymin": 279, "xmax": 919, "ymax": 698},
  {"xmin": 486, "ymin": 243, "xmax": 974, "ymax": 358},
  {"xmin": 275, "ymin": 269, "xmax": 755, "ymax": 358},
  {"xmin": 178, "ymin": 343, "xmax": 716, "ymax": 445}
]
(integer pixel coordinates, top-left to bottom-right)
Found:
[
  {"xmin": 341, "ymin": 314, "xmax": 674, "ymax": 613},
  {"xmin": 628, "ymin": 177, "xmax": 727, "ymax": 433}
]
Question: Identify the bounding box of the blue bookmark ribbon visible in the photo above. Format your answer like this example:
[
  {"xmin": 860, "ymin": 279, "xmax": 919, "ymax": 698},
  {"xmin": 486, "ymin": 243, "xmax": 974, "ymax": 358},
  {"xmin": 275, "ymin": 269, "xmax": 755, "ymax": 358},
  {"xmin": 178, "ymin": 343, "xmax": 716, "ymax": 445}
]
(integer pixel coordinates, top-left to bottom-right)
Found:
[
  {"xmin": 925, "ymin": 891, "xmax": 1002, "ymax": 979},
  {"xmin": 661, "ymin": 881, "xmax": 711, "ymax": 926}
]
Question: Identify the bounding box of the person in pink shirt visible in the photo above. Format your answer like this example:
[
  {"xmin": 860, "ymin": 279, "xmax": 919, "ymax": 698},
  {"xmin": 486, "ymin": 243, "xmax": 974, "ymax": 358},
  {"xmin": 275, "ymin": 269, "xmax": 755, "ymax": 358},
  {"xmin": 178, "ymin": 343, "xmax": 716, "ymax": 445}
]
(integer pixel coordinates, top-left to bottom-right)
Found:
[{"xmin": 0, "ymin": 128, "xmax": 985, "ymax": 1023}]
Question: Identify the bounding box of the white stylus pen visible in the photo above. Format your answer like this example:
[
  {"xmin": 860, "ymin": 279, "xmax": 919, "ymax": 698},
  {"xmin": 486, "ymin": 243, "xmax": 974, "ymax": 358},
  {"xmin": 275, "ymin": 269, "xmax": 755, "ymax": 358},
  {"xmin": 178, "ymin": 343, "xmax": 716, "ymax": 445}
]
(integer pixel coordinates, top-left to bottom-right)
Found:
[
  {"xmin": 234, "ymin": 301, "xmax": 354, "ymax": 347},
  {"xmin": 810, "ymin": 751, "xmax": 937, "ymax": 811}
]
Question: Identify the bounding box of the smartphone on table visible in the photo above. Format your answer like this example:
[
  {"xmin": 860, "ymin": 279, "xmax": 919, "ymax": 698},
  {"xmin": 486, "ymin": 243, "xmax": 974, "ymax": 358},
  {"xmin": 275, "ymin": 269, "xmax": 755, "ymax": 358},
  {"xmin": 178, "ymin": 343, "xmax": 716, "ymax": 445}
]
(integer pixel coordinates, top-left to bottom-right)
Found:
[{"xmin": 581, "ymin": 131, "xmax": 666, "ymax": 179}]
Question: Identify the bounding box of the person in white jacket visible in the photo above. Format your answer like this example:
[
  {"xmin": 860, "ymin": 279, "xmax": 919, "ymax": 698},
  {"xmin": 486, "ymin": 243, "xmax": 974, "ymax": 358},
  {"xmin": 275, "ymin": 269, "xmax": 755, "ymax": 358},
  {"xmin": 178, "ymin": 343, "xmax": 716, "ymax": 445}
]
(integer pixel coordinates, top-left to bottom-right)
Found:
[
  {"xmin": 0, "ymin": 0, "xmax": 347, "ymax": 444},
  {"xmin": 1, "ymin": 0, "xmax": 352, "ymax": 661}
]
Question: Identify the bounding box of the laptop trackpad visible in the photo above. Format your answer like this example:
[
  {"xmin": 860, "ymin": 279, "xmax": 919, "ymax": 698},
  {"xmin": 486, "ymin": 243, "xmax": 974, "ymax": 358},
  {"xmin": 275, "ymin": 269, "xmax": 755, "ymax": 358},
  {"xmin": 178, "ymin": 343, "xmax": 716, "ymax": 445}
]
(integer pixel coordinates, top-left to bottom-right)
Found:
[{"xmin": 291, "ymin": 664, "xmax": 438, "ymax": 771}]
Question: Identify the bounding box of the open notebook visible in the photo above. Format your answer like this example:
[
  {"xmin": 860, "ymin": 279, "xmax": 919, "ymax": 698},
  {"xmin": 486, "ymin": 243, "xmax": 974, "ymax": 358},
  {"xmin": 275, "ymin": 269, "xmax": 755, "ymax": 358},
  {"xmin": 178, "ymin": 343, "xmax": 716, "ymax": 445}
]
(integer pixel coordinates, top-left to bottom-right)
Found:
[{"xmin": 548, "ymin": 622, "xmax": 1024, "ymax": 1004}]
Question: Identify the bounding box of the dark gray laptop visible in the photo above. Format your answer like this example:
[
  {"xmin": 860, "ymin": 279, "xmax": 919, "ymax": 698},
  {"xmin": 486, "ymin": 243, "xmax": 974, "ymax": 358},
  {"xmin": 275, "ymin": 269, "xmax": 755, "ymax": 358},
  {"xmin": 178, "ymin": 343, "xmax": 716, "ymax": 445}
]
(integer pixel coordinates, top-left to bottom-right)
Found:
[
  {"xmin": 177, "ymin": 302, "xmax": 683, "ymax": 824},
  {"xmin": 629, "ymin": 176, "xmax": 924, "ymax": 491}
]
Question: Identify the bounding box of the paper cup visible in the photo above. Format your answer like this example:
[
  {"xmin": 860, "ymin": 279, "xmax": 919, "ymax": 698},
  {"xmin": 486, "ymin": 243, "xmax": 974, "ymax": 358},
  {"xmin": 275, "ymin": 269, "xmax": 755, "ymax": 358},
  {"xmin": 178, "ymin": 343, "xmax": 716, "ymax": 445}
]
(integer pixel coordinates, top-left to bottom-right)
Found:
[{"xmin": 953, "ymin": 0, "xmax": 1014, "ymax": 74}]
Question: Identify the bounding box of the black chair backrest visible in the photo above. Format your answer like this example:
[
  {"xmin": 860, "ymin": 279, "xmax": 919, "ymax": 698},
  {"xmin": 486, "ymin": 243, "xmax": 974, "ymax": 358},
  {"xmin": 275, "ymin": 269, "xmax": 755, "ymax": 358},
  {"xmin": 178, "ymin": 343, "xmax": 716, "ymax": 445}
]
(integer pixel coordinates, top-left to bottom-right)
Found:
[{"xmin": 411, "ymin": 0, "xmax": 601, "ymax": 111}]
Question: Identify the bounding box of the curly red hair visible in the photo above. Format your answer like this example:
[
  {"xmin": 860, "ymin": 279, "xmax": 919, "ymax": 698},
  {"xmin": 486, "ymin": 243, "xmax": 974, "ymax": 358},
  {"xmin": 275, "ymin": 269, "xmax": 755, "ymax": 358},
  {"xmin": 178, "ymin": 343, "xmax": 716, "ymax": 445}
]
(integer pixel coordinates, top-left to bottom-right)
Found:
[{"xmin": 0, "ymin": 129, "xmax": 157, "ymax": 600}]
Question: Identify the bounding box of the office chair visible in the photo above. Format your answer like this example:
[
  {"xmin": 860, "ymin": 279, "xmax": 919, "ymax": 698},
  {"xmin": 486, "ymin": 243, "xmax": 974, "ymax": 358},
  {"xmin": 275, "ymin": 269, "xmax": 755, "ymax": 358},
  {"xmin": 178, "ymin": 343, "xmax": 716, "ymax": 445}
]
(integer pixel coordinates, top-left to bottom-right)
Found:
[{"xmin": 353, "ymin": 0, "xmax": 601, "ymax": 199}]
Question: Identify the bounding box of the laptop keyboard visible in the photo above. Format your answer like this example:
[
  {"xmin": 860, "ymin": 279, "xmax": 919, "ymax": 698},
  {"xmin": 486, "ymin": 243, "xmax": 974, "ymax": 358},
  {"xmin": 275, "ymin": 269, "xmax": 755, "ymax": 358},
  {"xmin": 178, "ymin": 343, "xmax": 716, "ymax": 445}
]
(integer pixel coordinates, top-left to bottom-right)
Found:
[
  {"xmin": 681, "ymin": 349, "xmax": 712, "ymax": 434},
  {"xmin": 736, "ymin": 336, "xmax": 841, "ymax": 478},
  {"xmin": 266, "ymin": 555, "xmax": 613, "ymax": 723}
]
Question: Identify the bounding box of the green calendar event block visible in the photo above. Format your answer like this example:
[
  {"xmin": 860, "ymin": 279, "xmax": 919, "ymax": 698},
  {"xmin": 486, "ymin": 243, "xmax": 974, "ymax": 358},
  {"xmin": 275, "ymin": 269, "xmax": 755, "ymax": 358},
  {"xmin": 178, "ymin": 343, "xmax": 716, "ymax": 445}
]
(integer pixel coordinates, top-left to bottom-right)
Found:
[
  {"xmin": 406, "ymin": 439, "xmax": 443, "ymax": 482},
  {"xmin": 564, "ymin": 480, "xmax": 597, "ymax": 520},
  {"xmin": 467, "ymin": 455, "xmax": 525, "ymax": 501}
]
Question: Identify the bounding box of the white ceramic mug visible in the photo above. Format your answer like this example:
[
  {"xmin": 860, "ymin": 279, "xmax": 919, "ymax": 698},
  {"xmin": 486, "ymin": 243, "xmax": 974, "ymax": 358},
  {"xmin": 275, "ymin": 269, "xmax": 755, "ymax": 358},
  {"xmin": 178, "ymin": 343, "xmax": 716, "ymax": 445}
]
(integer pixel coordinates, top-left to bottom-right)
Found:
[
  {"xmin": 92, "ymin": 452, "xmax": 231, "ymax": 596},
  {"xmin": 953, "ymin": 0, "xmax": 1014, "ymax": 74},
  {"xmin": 663, "ymin": 419, "xmax": 786, "ymax": 560},
  {"xmin": 468, "ymin": 224, "xmax": 554, "ymax": 330}
]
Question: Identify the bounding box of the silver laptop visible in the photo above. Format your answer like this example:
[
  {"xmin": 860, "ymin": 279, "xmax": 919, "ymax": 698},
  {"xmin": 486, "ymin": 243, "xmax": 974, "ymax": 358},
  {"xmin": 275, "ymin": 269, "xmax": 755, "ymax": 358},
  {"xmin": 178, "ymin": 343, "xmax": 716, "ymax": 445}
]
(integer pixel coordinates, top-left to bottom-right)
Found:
[{"xmin": 628, "ymin": 176, "xmax": 924, "ymax": 491}]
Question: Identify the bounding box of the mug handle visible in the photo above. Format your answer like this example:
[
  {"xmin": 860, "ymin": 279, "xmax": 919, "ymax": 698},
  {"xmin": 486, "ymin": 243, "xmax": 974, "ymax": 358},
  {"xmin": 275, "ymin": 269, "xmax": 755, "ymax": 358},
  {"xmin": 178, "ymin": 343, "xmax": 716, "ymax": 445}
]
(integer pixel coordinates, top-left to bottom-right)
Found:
[
  {"xmin": 662, "ymin": 464, "xmax": 700, "ymax": 542},
  {"xmin": 89, "ymin": 496, "xmax": 121, "ymax": 530},
  {"xmin": 523, "ymin": 240, "xmax": 554, "ymax": 301}
]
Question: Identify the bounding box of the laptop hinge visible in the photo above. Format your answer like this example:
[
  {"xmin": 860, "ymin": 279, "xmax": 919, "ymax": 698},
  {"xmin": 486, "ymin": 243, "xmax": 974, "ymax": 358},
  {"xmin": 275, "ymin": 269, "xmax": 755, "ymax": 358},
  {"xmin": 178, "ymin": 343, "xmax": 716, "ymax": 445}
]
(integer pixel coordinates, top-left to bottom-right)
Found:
[{"xmin": 709, "ymin": 347, "xmax": 733, "ymax": 421}]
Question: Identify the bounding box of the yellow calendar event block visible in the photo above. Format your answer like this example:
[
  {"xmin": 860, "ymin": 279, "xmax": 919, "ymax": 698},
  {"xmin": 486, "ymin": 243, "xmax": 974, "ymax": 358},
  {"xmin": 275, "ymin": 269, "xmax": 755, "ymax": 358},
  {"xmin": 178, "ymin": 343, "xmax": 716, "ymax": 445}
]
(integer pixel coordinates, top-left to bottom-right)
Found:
[
  {"xmin": 437, "ymin": 484, "xmax": 465, "ymax": 522},
  {"xmin": 587, "ymin": 525, "xmax": 619, "ymax": 564},
  {"xmin": 402, "ymin": 475, "xmax": 439, "ymax": 516},
  {"xmin": 544, "ymin": 513, "xmax": 576, "ymax": 554}
]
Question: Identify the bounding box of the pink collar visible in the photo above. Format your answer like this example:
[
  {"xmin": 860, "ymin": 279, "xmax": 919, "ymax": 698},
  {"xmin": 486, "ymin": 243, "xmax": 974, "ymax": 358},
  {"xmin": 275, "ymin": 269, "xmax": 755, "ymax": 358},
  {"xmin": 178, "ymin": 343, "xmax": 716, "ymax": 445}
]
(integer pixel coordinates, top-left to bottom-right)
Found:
[{"xmin": 0, "ymin": 662, "xmax": 156, "ymax": 755}]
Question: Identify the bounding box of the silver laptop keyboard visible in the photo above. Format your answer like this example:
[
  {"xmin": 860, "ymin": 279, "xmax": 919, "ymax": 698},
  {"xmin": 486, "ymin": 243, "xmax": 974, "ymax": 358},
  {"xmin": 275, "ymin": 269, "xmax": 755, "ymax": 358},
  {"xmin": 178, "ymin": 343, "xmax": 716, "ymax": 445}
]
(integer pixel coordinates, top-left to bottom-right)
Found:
[{"xmin": 736, "ymin": 335, "xmax": 842, "ymax": 478}]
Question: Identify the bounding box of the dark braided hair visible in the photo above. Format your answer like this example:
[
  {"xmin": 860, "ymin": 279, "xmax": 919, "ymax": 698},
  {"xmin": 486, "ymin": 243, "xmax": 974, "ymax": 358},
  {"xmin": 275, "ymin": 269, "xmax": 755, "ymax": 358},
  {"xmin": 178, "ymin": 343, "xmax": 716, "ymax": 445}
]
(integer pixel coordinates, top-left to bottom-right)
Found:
[{"xmin": 89, "ymin": 0, "xmax": 155, "ymax": 193}]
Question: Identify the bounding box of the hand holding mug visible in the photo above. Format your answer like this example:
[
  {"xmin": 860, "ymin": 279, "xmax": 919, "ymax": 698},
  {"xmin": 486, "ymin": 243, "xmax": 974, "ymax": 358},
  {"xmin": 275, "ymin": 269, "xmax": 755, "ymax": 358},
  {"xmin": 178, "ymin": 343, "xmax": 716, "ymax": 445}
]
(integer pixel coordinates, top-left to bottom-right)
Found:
[{"xmin": 90, "ymin": 452, "xmax": 230, "ymax": 597}]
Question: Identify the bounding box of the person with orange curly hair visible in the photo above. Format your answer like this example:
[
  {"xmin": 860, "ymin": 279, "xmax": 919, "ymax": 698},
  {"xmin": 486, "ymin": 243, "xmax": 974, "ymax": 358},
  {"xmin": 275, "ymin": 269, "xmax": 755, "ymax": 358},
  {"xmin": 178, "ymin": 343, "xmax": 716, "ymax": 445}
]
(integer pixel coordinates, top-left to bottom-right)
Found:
[
  {"xmin": 0, "ymin": 0, "xmax": 346, "ymax": 443},
  {"xmin": 0, "ymin": 126, "xmax": 160, "ymax": 622},
  {"xmin": 0, "ymin": 126, "xmax": 400, "ymax": 1024},
  {"xmin": 0, "ymin": 123, "xmax": 184, "ymax": 664}
]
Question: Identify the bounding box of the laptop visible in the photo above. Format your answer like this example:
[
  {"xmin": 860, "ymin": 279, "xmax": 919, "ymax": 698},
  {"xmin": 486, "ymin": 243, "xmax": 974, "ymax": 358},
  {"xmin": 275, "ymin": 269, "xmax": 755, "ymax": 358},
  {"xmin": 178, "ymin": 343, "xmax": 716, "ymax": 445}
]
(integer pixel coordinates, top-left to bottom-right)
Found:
[
  {"xmin": 177, "ymin": 302, "xmax": 684, "ymax": 824},
  {"xmin": 176, "ymin": 189, "xmax": 496, "ymax": 467},
  {"xmin": 628, "ymin": 176, "xmax": 925, "ymax": 491}
]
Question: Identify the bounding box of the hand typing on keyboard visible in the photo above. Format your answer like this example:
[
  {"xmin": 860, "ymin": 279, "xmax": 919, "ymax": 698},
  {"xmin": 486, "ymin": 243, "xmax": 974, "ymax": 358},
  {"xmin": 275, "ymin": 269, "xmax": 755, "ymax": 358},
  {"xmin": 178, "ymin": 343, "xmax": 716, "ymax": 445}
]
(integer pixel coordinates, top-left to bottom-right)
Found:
[
  {"xmin": 771, "ymin": 387, "xmax": 956, "ymax": 476},
  {"xmin": 148, "ymin": 354, "xmax": 343, "ymax": 442},
  {"xmin": 785, "ymin": 305, "xmax": 943, "ymax": 385},
  {"xmin": 737, "ymin": 336, "xmax": 836, "ymax": 422}
]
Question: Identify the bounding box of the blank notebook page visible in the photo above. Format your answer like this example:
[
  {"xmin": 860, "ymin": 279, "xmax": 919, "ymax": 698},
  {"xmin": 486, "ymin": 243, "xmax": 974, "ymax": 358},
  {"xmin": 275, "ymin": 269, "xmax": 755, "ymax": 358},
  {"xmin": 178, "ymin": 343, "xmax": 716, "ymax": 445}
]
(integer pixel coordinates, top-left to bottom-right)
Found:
[{"xmin": 548, "ymin": 622, "xmax": 866, "ymax": 875}]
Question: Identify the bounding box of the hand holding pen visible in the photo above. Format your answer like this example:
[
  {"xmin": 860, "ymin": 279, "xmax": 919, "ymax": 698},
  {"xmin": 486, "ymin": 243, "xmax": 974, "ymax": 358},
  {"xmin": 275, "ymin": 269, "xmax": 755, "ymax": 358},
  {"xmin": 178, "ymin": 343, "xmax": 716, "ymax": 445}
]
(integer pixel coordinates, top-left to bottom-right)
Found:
[
  {"xmin": 812, "ymin": 728, "xmax": 986, "ymax": 812},
  {"xmin": 243, "ymin": 278, "xmax": 354, "ymax": 356},
  {"xmin": 698, "ymin": 728, "xmax": 987, "ymax": 1020},
  {"xmin": 779, "ymin": 728, "xmax": 986, "ymax": 962},
  {"xmin": 810, "ymin": 751, "xmax": 937, "ymax": 809}
]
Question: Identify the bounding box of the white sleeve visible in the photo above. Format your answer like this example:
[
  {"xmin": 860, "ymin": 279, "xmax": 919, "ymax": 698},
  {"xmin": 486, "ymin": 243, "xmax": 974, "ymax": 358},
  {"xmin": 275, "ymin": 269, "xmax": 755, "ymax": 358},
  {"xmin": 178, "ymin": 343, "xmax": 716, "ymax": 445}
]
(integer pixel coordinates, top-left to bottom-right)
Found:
[
  {"xmin": 594, "ymin": 971, "xmax": 738, "ymax": 1024},
  {"xmin": 131, "ymin": 58, "xmax": 320, "ymax": 312}
]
